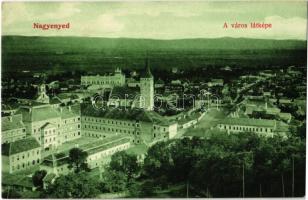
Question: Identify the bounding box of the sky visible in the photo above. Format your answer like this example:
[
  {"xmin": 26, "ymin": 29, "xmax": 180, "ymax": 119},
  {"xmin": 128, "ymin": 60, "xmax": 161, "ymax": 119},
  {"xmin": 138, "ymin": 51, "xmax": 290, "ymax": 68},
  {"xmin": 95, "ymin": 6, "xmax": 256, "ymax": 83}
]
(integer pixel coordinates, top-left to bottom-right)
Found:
[{"xmin": 2, "ymin": 1, "xmax": 307, "ymax": 40}]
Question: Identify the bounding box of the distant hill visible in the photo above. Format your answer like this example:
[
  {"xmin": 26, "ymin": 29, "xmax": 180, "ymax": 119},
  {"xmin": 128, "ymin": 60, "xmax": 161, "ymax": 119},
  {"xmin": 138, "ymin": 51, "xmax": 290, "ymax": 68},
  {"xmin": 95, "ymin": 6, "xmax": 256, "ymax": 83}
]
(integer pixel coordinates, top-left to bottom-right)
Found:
[
  {"xmin": 2, "ymin": 36, "xmax": 306, "ymax": 53},
  {"xmin": 1, "ymin": 36, "xmax": 306, "ymax": 73}
]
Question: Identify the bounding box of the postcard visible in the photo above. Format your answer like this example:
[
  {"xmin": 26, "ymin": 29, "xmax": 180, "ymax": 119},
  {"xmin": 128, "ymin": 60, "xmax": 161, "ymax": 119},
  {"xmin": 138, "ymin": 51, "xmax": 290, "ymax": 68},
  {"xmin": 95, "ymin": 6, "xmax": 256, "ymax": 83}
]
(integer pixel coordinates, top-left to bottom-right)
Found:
[{"xmin": 1, "ymin": 1, "xmax": 307, "ymax": 198}]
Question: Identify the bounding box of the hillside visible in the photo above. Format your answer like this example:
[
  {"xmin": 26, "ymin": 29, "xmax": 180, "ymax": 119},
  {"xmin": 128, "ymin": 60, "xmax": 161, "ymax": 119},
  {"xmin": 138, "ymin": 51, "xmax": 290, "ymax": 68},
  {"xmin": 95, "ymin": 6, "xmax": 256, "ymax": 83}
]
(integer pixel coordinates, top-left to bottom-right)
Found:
[
  {"xmin": 2, "ymin": 36, "xmax": 306, "ymax": 53},
  {"xmin": 1, "ymin": 36, "xmax": 306, "ymax": 73}
]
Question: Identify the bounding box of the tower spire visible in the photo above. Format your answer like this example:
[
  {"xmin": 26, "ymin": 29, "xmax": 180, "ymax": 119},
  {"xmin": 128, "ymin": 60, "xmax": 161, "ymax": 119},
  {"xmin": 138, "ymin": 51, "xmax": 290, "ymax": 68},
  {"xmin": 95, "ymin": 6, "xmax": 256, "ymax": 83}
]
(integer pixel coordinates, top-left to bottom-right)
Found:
[{"xmin": 143, "ymin": 57, "xmax": 153, "ymax": 78}]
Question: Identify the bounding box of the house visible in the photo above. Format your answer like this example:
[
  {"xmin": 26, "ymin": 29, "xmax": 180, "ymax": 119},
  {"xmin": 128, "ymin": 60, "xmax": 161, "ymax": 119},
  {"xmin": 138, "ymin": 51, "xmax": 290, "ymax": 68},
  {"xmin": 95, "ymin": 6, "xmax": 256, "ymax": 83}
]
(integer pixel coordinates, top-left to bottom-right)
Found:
[
  {"xmin": 2, "ymin": 114, "xmax": 26, "ymax": 144},
  {"xmin": 41, "ymin": 135, "xmax": 132, "ymax": 174},
  {"xmin": 217, "ymin": 117, "xmax": 289, "ymax": 137},
  {"xmin": 16, "ymin": 104, "xmax": 62, "ymax": 146},
  {"xmin": 2, "ymin": 137, "xmax": 41, "ymax": 174}
]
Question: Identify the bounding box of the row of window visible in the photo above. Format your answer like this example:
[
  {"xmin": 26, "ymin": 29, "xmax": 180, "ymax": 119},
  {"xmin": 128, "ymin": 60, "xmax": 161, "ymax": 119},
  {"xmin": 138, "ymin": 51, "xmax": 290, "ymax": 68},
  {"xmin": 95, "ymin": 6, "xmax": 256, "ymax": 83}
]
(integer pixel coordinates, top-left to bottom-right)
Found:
[
  {"xmin": 11, "ymin": 150, "xmax": 40, "ymax": 162},
  {"xmin": 82, "ymin": 117, "xmax": 138, "ymax": 127},
  {"xmin": 34, "ymin": 124, "xmax": 60, "ymax": 133},
  {"xmin": 83, "ymin": 80, "xmax": 123, "ymax": 85},
  {"xmin": 153, "ymin": 126, "xmax": 167, "ymax": 131},
  {"xmin": 63, "ymin": 117, "xmax": 80, "ymax": 124},
  {"xmin": 4, "ymin": 129, "xmax": 25, "ymax": 137},
  {"xmin": 83, "ymin": 132, "xmax": 107, "ymax": 138},
  {"xmin": 11, "ymin": 159, "xmax": 40, "ymax": 172},
  {"xmin": 222, "ymin": 125, "xmax": 272, "ymax": 133},
  {"xmin": 44, "ymin": 137, "xmax": 56, "ymax": 144},
  {"xmin": 64, "ymin": 131, "xmax": 81, "ymax": 139},
  {"xmin": 44, "ymin": 129, "xmax": 56, "ymax": 135},
  {"xmin": 83, "ymin": 125, "xmax": 139, "ymax": 135}
]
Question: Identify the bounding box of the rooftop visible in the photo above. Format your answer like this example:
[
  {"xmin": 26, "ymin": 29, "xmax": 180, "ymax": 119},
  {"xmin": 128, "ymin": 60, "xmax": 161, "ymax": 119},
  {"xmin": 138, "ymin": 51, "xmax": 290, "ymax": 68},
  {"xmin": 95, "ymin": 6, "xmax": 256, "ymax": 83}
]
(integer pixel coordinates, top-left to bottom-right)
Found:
[
  {"xmin": 219, "ymin": 117, "xmax": 277, "ymax": 128},
  {"xmin": 81, "ymin": 103, "xmax": 153, "ymax": 122},
  {"xmin": 86, "ymin": 137, "xmax": 131, "ymax": 155},
  {"xmin": 2, "ymin": 114, "xmax": 25, "ymax": 131},
  {"xmin": 58, "ymin": 105, "xmax": 80, "ymax": 119},
  {"xmin": 43, "ymin": 135, "xmax": 131, "ymax": 165},
  {"xmin": 17, "ymin": 104, "xmax": 60, "ymax": 122},
  {"xmin": 110, "ymin": 86, "xmax": 140, "ymax": 99},
  {"xmin": 2, "ymin": 137, "xmax": 41, "ymax": 156}
]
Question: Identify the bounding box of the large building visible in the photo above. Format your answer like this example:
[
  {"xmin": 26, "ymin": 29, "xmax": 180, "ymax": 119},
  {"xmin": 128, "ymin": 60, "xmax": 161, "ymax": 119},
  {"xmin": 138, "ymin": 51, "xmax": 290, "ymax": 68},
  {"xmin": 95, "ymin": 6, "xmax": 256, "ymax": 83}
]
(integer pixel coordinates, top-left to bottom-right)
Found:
[
  {"xmin": 81, "ymin": 68, "xmax": 125, "ymax": 88},
  {"xmin": 41, "ymin": 135, "xmax": 131, "ymax": 174},
  {"xmin": 17, "ymin": 103, "xmax": 61, "ymax": 148},
  {"xmin": 16, "ymin": 103, "xmax": 81, "ymax": 150},
  {"xmin": 217, "ymin": 117, "xmax": 289, "ymax": 137},
  {"xmin": 2, "ymin": 114, "xmax": 26, "ymax": 144},
  {"xmin": 81, "ymin": 103, "xmax": 177, "ymax": 145},
  {"xmin": 2, "ymin": 137, "xmax": 41, "ymax": 174}
]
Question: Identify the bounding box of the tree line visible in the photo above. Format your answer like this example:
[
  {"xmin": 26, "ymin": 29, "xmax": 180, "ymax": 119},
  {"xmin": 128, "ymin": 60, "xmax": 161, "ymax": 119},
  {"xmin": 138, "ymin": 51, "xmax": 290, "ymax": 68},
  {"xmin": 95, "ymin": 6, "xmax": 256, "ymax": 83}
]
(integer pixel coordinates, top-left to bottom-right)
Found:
[{"xmin": 24, "ymin": 130, "xmax": 305, "ymax": 198}]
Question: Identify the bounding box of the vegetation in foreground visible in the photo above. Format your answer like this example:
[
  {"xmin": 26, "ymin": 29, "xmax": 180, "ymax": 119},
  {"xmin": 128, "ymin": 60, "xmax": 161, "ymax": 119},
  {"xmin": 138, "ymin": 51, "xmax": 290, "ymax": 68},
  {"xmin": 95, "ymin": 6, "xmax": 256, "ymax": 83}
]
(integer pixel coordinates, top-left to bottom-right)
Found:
[{"xmin": 5, "ymin": 125, "xmax": 302, "ymax": 198}]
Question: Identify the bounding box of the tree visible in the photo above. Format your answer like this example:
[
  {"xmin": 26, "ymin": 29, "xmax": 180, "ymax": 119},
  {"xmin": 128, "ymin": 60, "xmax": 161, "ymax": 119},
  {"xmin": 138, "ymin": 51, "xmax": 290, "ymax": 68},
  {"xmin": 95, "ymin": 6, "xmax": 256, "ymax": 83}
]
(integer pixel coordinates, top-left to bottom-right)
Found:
[
  {"xmin": 44, "ymin": 172, "xmax": 99, "ymax": 198},
  {"xmin": 101, "ymin": 169, "xmax": 128, "ymax": 193},
  {"xmin": 32, "ymin": 170, "xmax": 47, "ymax": 189},
  {"xmin": 143, "ymin": 141, "xmax": 172, "ymax": 179},
  {"xmin": 109, "ymin": 151, "xmax": 140, "ymax": 181},
  {"xmin": 68, "ymin": 148, "xmax": 89, "ymax": 173}
]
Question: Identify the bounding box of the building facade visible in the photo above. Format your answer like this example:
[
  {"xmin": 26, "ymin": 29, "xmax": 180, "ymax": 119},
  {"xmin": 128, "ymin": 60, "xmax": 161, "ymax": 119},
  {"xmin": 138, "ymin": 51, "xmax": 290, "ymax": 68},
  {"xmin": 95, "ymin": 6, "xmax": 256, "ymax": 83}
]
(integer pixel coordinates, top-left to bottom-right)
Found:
[
  {"xmin": 217, "ymin": 117, "xmax": 289, "ymax": 137},
  {"xmin": 81, "ymin": 68, "xmax": 125, "ymax": 88},
  {"xmin": 2, "ymin": 114, "xmax": 26, "ymax": 144},
  {"xmin": 2, "ymin": 137, "xmax": 41, "ymax": 174}
]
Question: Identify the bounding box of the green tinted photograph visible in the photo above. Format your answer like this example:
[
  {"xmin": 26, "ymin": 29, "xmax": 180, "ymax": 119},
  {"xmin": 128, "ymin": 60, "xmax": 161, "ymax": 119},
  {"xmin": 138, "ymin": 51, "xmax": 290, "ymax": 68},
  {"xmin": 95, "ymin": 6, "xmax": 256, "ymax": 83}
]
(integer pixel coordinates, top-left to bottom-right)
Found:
[{"xmin": 1, "ymin": 1, "xmax": 307, "ymax": 198}]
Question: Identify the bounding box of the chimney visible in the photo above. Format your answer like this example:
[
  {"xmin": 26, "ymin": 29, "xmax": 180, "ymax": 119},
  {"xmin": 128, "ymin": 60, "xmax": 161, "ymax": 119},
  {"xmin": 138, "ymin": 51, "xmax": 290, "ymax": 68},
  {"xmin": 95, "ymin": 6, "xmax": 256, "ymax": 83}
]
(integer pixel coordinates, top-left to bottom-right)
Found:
[
  {"xmin": 68, "ymin": 106, "xmax": 71, "ymax": 111},
  {"xmin": 60, "ymin": 107, "xmax": 63, "ymax": 113}
]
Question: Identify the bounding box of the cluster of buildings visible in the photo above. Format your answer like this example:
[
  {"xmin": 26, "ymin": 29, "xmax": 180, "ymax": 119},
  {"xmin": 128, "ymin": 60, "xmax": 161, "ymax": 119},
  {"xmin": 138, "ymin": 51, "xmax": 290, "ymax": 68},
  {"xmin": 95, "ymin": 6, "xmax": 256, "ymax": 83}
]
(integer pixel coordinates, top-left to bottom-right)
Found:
[
  {"xmin": 2, "ymin": 61, "xmax": 305, "ymax": 196},
  {"xmin": 216, "ymin": 67, "xmax": 306, "ymax": 137},
  {"xmin": 2, "ymin": 62, "xmax": 181, "ymax": 176}
]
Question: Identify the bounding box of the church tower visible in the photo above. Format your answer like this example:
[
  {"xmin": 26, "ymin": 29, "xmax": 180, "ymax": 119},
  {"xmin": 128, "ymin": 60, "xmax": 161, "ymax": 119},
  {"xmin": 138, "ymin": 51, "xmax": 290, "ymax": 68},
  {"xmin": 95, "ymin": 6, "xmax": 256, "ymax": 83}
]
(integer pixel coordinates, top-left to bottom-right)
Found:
[
  {"xmin": 140, "ymin": 59, "xmax": 154, "ymax": 111},
  {"xmin": 36, "ymin": 84, "xmax": 50, "ymax": 104}
]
